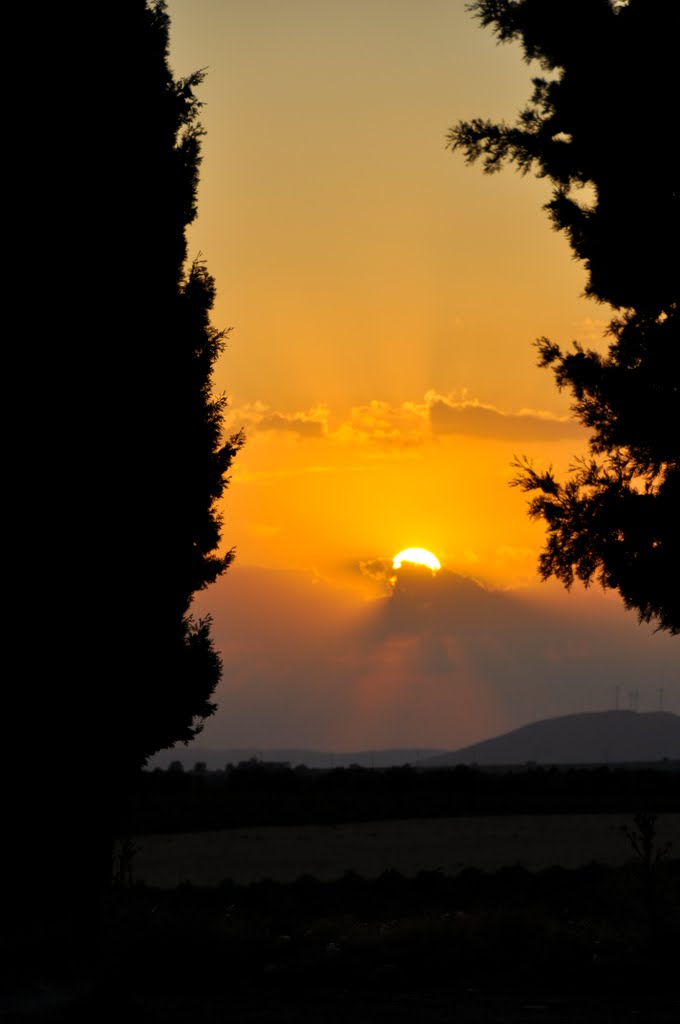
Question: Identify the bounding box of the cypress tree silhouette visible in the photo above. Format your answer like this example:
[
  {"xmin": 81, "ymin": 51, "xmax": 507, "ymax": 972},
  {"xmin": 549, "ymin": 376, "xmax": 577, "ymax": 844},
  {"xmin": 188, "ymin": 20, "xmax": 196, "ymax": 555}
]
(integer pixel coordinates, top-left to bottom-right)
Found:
[
  {"xmin": 7, "ymin": 0, "xmax": 242, "ymax": 995},
  {"xmin": 448, "ymin": 0, "xmax": 679, "ymax": 634}
]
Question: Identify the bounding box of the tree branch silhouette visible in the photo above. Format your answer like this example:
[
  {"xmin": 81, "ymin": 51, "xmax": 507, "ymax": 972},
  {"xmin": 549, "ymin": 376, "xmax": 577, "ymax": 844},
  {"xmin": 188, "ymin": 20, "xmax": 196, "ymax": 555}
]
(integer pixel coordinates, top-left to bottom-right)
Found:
[{"xmin": 449, "ymin": 0, "xmax": 678, "ymax": 634}]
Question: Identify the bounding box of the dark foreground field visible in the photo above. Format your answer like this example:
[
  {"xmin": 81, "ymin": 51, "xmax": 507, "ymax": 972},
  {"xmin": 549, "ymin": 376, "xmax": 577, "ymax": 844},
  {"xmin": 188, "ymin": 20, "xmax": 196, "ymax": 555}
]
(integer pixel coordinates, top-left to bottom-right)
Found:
[
  {"xmin": 6, "ymin": 857, "xmax": 680, "ymax": 1023},
  {"xmin": 6, "ymin": 768, "xmax": 679, "ymax": 1022},
  {"xmin": 131, "ymin": 813, "xmax": 680, "ymax": 886}
]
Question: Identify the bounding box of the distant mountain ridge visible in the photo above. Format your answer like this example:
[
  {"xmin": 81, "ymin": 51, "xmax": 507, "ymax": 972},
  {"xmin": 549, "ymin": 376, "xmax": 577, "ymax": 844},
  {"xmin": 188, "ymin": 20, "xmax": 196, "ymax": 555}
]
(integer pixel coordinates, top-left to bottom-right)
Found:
[
  {"xmin": 420, "ymin": 711, "xmax": 680, "ymax": 767},
  {"xmin": 148, "ymin": 711, "xmax": 679, "ymax": 771}
]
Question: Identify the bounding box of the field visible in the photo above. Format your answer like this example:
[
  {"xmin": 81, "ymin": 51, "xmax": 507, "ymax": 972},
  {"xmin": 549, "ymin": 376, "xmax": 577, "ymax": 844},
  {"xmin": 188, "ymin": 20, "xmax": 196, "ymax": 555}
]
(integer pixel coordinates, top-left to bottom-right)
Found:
[
  {"xmin": 10, "ymin": 770, "xmax": 680, "ymax": 1022},
  {"xmin": 99, "ymin": 809, "xmax": 679, "ymax": 1020},
  {"xmin": 7, "ymin": 805, "xmax": 680, "ymax": 1021},
  {"xmin": 131, "ymin": 812, "xmax": 680, "ymax": 887},
  {"xmin": 99, "ymin": 811, "xmax": 680, "ymax": 1024}
]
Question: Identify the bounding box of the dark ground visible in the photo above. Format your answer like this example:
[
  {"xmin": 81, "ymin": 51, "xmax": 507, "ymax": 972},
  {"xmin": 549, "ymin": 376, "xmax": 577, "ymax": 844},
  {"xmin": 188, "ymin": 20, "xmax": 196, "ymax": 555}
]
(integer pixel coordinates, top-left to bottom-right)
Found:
[
  {"xmin": 6, "ymin": 770, "xmax": 679, "ymax": 1022},
  {"xmin": 5, "ymin": 860, "xmax": 679, "ymax": 1023}
]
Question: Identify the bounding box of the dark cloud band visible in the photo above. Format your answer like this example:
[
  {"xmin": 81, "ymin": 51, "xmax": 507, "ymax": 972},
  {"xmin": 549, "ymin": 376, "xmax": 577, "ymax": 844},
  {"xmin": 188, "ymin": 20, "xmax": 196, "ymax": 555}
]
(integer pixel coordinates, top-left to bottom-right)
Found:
[{"xmin": 429, "ymin": 399, "xmax": 584, "ymax": 441}]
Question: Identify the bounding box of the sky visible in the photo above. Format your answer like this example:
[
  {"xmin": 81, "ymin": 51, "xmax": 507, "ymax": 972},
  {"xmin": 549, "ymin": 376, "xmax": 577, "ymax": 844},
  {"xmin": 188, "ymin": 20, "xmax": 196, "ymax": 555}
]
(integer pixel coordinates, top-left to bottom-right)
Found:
[{"xmin": 162, "ymin": 0, "xmax": 678, "ymax": 755}]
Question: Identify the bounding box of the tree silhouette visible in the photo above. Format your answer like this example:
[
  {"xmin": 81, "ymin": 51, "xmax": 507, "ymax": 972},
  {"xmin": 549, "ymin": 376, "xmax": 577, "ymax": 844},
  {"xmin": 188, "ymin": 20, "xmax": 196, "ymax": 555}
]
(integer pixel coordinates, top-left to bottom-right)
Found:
[
  {"xmin": 448, "ymin": 0, "xmax": 678, "ymax": 634},
  {"xmin": 8, "ymin": 0, "xmax": 242, "ymax": 991}
]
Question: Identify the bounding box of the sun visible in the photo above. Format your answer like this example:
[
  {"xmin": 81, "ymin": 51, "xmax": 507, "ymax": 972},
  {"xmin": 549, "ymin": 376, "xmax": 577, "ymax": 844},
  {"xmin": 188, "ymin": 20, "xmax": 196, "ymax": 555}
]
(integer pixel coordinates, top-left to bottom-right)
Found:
[{"xmin": 392, "ymin": 547, "xmax": 441, "ymax": 572}]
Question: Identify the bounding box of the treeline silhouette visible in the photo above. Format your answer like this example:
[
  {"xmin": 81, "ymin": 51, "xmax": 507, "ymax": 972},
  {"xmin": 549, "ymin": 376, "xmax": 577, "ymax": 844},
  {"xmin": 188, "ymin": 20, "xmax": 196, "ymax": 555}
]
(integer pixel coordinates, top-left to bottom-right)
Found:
[{"xmin": 122, "ymin": 761, "xmax": 680, "ymax": 833}]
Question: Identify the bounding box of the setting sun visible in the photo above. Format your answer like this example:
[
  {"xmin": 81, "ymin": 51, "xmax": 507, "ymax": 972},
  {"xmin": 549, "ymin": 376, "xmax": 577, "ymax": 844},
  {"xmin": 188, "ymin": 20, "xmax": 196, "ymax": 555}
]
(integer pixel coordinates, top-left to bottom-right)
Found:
[{"xmin": 393, "ymin": 548, "xmax": 441, "ymax": 572}]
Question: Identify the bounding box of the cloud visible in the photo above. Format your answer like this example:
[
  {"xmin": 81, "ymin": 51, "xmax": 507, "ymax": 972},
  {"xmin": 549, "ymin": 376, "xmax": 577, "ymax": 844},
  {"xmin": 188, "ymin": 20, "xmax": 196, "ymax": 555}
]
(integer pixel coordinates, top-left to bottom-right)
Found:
[
  {"xmin": 332, "ymin": 399, "xmax": 430, "ymax": 448},
  {"xmin": 257, "ymin": 412, "xmax": 325, "ymax": 438},
  {"xmin": 428, "ymin": 394, "xmax": 584, "ymax": 441},
  {"xmin": 227, "ymin": 401, "xmax": 330, "ymax": 439},
  {"xmin": 227, "ymin": 397, "xmax": 429, "ymax": 447},
  {"xmin": 339, "ymin": 391, "xmax": 584, "ymax": 445},
  {"xmin": 358, "ymin": 557, "xmax": 394, "ymax": 588},
  {"xmin": 227, "ymin": 392, "xmax": 584, "ymax": 447}
]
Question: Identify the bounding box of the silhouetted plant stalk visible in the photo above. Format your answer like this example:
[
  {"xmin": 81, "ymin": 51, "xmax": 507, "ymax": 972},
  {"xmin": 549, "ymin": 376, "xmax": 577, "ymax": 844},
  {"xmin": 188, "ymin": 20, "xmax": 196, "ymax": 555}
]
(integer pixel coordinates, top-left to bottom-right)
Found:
[
  {"xmin": 620, "ymin": 811, "xmax": 673, "ymax": 943},
  {"xmin": 112, "ymin": 837, "xmax": 141, "ymax": 890}
]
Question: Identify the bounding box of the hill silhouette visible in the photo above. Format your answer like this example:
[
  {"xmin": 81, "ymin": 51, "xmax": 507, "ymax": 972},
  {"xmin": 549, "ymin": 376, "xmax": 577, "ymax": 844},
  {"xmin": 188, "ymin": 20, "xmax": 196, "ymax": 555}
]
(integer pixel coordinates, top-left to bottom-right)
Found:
[
  {"xmin": 148, "ymin": 711, "xmax": 679, "ymax": 771},
  {"xmin": 420, "ymin": 710, "xmax": 680, "ymax": 767}
]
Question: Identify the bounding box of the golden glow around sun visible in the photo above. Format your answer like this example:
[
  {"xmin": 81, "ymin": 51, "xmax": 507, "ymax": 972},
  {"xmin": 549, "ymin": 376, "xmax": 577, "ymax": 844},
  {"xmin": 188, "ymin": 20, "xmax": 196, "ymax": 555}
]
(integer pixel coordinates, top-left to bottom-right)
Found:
[{"xmin": 393, "ymin": 548, "xmax": 441, "ymax": 572}]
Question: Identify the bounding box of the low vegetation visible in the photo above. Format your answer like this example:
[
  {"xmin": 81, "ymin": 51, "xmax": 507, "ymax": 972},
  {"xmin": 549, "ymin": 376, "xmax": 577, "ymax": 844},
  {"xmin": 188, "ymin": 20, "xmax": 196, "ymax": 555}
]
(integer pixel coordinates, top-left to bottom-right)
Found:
[
  {"xmin": 97, "ymin": 858, "xmax": 680, "ymax": 1021},
  {"xmin": 8, "ymin": 767, "xmax": 678, "ymax": 1021}
]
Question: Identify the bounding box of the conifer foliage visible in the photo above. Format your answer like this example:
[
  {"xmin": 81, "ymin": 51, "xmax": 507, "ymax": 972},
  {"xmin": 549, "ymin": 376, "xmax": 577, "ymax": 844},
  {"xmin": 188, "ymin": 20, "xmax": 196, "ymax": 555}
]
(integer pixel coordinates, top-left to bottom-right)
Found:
[
  {"xmin": 9, "ymin": 0, "xmax": 242, "ymax": 962},
  {"xmin": 449, "ymin": 0, "xmax": 679, "ymax": 634},
  {"xmin": 90, "ymin": 0, "xmax": 244, "ymax": 761}
]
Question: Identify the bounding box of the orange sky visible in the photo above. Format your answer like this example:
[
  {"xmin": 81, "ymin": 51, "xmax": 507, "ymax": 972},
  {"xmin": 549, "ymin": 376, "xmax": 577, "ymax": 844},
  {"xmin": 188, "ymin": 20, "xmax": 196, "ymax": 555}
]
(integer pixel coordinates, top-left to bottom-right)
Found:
[{"xmin": 162, "ymin": 1, "xmax": 678, "ymax": 753}]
